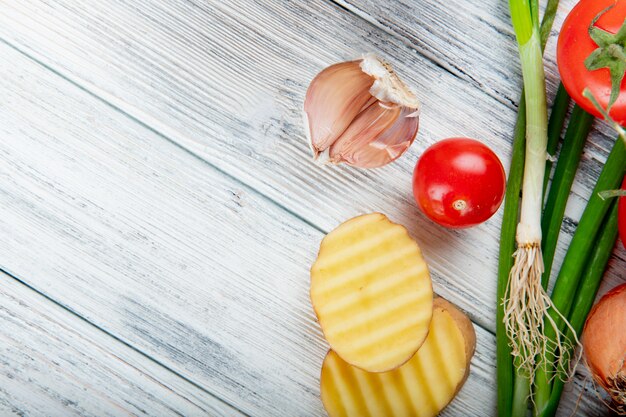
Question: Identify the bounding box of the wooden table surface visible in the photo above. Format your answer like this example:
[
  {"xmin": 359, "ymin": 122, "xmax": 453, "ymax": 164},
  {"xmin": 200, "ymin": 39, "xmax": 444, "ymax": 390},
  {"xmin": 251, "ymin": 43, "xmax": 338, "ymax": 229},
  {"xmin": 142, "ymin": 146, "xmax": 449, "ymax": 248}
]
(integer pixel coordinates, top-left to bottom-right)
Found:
[{"xmin": 0, "ymin": 1, "xmax": 623, "ymax": 416}]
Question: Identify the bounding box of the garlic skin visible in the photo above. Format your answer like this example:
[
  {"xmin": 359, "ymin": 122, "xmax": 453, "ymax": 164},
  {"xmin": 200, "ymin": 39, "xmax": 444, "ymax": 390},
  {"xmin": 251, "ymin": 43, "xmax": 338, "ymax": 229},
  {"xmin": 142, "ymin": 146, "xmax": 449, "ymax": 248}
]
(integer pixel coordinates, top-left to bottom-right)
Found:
[{"xmin": 303, "ymin": 54, "xmax": 420, "ymax": 168}]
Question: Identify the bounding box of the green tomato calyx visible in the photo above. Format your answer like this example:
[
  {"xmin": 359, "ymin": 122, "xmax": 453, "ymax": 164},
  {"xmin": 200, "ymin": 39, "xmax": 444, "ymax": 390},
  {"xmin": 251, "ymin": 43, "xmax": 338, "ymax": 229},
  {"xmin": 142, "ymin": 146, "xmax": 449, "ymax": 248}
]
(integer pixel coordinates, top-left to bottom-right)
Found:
[{"xmin": 585, "ymin": 5, "xmax": 626, "ymax": 111}]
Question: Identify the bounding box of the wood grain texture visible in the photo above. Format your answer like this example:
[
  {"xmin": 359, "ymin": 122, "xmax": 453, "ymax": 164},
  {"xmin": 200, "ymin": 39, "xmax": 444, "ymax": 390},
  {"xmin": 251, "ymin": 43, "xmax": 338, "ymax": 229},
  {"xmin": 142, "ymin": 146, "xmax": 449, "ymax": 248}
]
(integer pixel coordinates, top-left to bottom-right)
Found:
[
  {"xmin": 0, "ymin": 271, "xmax": 242, "ymax": 417},
  {"xmin": 0, "ymin": 0, "xmax": 526, "ymax": 329},
  {"xmin": 0, "ymin": 0, "xmax": 621, "ymax": 415},
  {"xmin": 335, "ymin": 0, "xmax": 626, "ymax": 290},
  {"xmin": 0, "ymin": 42, "xmax": 509, "ymax": 416},
  {"xmin": 0, "ymin": 0, "xmax": 622, "ymax": 334}
]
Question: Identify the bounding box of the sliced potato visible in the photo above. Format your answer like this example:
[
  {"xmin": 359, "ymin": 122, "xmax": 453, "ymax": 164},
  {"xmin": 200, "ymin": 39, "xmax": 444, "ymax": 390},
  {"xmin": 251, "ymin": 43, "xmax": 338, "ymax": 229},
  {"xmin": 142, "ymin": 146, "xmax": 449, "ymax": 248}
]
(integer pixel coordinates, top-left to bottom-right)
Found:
[
  {"xmin": 320, "ymin": 298, "xmax": 476, "ymax": 417},
  {"xmin": 311, "ymin": 213, "xmax": 433, "ymax": 372}
]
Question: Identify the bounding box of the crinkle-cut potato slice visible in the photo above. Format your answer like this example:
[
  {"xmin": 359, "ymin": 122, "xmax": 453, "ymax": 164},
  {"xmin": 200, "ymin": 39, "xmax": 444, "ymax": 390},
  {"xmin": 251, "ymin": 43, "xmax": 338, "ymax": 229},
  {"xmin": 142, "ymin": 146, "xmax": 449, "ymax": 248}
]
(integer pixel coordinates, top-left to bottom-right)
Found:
[
  {"xmin": 310, "ymin": 213, "xmax": 433, "ymax": 372},
  {"xmin": 320, "ymin": 298, "xmax": 476, "ymax": 417}
]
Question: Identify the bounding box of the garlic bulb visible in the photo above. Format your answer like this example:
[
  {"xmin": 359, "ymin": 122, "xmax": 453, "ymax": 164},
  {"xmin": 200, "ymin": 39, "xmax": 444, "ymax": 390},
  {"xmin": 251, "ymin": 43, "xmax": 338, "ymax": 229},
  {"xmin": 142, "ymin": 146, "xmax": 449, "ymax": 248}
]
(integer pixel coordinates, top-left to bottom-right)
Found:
[{"xmin": 303, "ymin": 54, "xmax": 420, "ymax": 168}]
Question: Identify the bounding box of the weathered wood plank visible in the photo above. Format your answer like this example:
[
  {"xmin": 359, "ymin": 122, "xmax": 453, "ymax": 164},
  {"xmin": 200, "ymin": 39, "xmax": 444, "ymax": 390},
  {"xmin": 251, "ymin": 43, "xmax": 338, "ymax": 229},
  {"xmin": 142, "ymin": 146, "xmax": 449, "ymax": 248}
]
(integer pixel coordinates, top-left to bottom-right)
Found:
[
  {"xmin": 334, "ymin": 0, "xmax": 626, "ymax": 292},
  {"xmin": 0, "ymin": 41, "xmax": 513, "ymax": 416},
  {"xmin": 0, "ymin": 0, "xmax": 620, "ymax": 415},
  {"xmin": 333, "ymin": 0, "xmax": 567, "ymax": 105},
  {"xmin": 0, "ymin": 0, "xmax": 522, "ymax": 329},
  {"xmin": 0, "ymin": 271, "xmax": 242, "ymax": 417},
  {"xmin": 0, "ymin": 42, "xmax": 321, "ymax": 416},
  {"xmin": 0, "ymin": 0, "xmax": 621, "ymax": 334},
  {"xmin": 335, "ymin": 0, "xmax": 523, "ymax": 107}
]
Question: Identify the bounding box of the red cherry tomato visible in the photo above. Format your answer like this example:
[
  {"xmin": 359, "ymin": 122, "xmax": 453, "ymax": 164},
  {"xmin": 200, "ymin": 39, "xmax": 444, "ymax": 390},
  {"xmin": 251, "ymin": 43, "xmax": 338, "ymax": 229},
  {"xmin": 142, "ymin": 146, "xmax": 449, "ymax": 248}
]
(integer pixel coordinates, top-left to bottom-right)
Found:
[
  {"xmin": 557, "ymin": 0, "xmax": 626, "ymax": 124},
  {"xmin": 412, "ymin": 138, "xmax": 506, "ymax": 228},
  {"xmin": 617, "ymin": 177, "xmax": 626, "ymax": 249}
]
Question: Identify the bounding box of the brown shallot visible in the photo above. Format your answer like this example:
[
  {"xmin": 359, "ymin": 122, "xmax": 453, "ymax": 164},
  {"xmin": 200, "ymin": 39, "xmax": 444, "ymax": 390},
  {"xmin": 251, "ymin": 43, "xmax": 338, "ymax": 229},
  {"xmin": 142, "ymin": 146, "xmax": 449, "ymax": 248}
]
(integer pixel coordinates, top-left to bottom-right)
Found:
[{"xmin": 583, "ymin": 283, "xmax": 626, "ymax": 414}]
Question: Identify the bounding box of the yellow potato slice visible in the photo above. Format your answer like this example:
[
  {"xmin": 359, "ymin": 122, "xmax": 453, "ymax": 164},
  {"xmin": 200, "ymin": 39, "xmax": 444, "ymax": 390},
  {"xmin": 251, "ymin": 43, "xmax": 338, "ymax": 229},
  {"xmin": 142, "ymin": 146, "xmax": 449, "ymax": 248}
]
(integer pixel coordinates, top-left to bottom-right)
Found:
[
  {"xmin": 320, "ymin": 298, "xmax": 476, "ymax": 417},
  {"xmin": 311, "ymin": 213, "xmax": 433, "ymax": 372}
]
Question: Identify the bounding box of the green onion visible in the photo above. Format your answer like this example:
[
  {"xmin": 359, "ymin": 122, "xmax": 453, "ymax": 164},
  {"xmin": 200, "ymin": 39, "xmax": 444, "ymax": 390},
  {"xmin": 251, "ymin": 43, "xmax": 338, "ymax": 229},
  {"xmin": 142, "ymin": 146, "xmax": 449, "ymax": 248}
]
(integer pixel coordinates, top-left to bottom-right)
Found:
[
  {"xmin": 541, "ymin": 106, "xmax": 594, "ymax": 288},
  {"xmin": 504, "ymin": 0, "xmax": 559, "ymax": 396},
  {"xmin": 534, "ymin": 137, "xmax": 626, "ymax": 413},
  {"xmin": 536, "ymin": 200, "xmax": 620, "ymax": 417},
  {"xmin": 497, "ymin": 101, "xmax": 524, "ymax": 417},
  {"xmin": 508, "ymin": 92, "xmax": 573, "ymax": 417},
  {"xmin": 496, "ymin": 1, "xmax": 562, "ymax": 414},
  {"xmin": 532, "ymin": 105, "xmax": 593, "ymax": 410},
  {"xmin": 543, "ymin": 84, "xmax": 571, "ymax": 197},
  {"xmin": 538, "ymin": 0, "xmax": 560, "ymax": 51},
  {"xmin": 547, "ymin": 137, "xmax": 625, "ymax": 327},
  {"xmin": 511, "ymin": 369, "xmax": 531, "ymax": 417}
]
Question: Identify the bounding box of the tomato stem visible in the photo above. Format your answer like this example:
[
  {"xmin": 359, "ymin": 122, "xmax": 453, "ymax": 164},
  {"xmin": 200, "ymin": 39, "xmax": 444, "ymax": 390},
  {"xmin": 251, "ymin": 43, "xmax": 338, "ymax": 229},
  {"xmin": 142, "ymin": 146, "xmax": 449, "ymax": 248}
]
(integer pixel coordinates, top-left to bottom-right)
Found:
[
  {"xmin": 583, "ymin": 88, "xmax": 626, "ymax": 145},
  {"xmin": 599, "ymin": 189, "xmax": 626, "ymax": 199}
]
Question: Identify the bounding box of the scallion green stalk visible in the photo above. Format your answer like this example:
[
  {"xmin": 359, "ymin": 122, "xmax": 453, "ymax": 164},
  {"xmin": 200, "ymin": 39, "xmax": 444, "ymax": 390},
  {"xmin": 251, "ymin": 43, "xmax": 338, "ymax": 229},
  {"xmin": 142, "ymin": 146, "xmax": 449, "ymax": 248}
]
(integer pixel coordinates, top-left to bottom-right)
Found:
[
  {"xmin": 547, "ymin": 138, "xmax": 625, "ymax": 326},
  {"xmin": 497, "ymin": 101, "xmax": 525, "ymax": 417},
  {"xmin": 511, "ymin": 370, "xmax": 531, "ymax": 417},
  {"xmin": 536, "ymin": 199, "xmax": 620, "ymax": 417},
  {"xmin": 541, "ymin": 106, "xmax": 594, "ymax": 288},
  {"xmin": 532, "ymin": 105, "xmax": 593, "ymax": 411},
  {"xmin": 543, "ymin": 84, "xmax": 571, "ymax": 198},
  {"xmin": 534, "ymin": 138, "xmax": 626, "ymax": 413}
]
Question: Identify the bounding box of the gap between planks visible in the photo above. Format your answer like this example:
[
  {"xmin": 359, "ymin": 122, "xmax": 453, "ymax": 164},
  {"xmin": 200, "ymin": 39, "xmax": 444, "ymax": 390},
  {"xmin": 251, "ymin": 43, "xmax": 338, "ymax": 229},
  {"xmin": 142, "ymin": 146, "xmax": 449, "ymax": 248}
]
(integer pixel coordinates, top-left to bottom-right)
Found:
[
  {"xmin": 0, "ymin": 35, "xmax": 497, "ymax": 416},
  {"xmin": 0, "ymin": 38, "xmax": 326, "ymax": 241},
  {"xmin": 1, "ymin": 0, "xmax": 617, "ymax": 335},
  {"xmin": 0, "ymin": 0, "xmax": 551, "ymax": 334},
  {"xmin": 0, "ymin": 268, "xmax": 246, "ymax": 416},
  {"xmin": 329, "ymin": 0, "xmax": 508, "ymax": 109},
  {"xmin": 0, "ymin": 32, "xmax": 605, "ymax": 417},
  {"xmin": 0, "ymin": 17, "xmax": 500, "ymax": 339},
  {"xmin": 0, "ymin": 1, "xmax": 615, "ymax": 414}
]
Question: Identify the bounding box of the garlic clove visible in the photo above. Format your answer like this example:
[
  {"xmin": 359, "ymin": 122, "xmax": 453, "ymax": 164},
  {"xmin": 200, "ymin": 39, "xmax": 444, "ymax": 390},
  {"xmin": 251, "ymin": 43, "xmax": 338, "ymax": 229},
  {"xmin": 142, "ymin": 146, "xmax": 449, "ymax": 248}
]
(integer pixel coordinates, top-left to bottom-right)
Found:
[
  {"xmin": 329, "ymin": 101, "xmax": 400, "ymax": 164},
  {"xmin": 303, "ymin": 61, "xmax": 374, "ymax": 157},
  {"xmin": 303, "ymin": 54, "xmax": 420, "ymax": 168},
  {"xmin": 332, "ymin": 106, "xmax": 419, "ymax": 168}
]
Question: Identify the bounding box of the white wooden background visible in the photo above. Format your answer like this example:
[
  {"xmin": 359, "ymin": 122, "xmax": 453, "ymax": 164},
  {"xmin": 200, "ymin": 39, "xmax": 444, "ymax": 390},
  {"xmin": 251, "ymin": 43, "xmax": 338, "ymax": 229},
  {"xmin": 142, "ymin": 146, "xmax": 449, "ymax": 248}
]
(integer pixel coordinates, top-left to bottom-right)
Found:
[{"xmin": 0, "ymin": 0, "xmax": 623, "ymax": 416}]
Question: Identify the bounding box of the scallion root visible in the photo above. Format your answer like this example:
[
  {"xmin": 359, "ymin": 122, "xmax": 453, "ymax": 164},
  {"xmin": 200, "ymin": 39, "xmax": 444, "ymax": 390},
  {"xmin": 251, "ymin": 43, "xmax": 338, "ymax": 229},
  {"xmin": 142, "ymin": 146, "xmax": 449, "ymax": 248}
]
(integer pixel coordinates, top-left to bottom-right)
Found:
[{"xmin": 503, "ymin": 243, "xmax": 578, "ymax": 381}]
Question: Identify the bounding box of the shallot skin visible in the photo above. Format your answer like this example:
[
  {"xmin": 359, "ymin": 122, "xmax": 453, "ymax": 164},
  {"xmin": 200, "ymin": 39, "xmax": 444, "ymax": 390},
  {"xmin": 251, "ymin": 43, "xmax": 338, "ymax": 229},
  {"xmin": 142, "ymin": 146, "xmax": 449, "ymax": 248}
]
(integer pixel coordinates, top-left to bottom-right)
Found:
[{"xmin": 582, "ymin": 283, "xmax": 626, "ymax": 406}]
